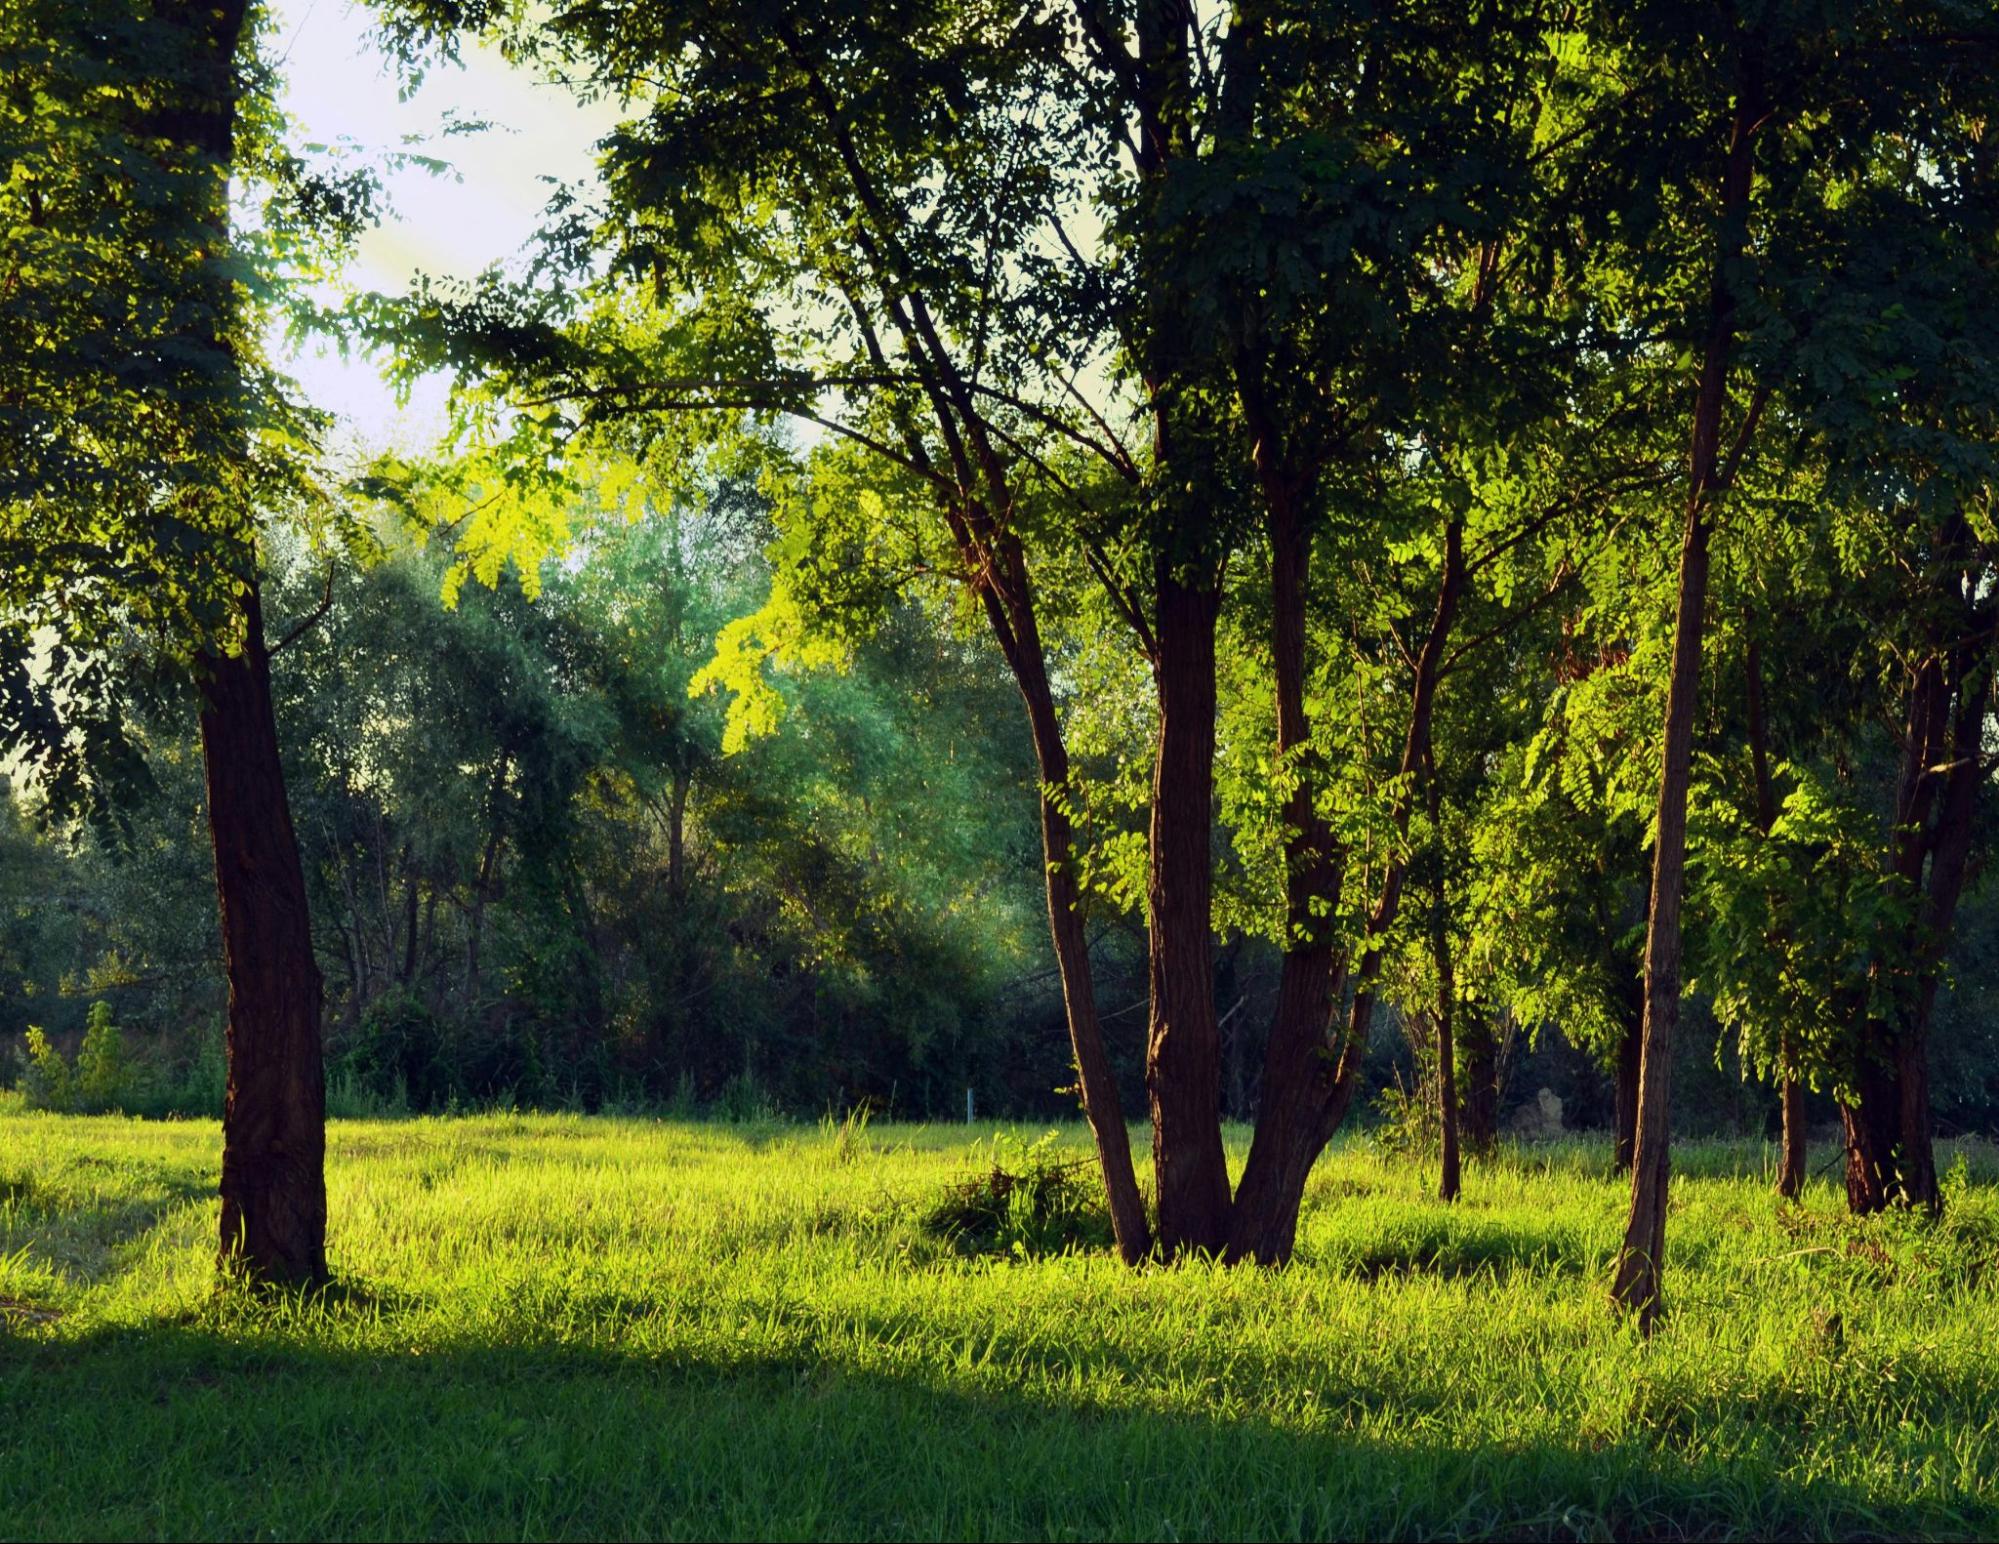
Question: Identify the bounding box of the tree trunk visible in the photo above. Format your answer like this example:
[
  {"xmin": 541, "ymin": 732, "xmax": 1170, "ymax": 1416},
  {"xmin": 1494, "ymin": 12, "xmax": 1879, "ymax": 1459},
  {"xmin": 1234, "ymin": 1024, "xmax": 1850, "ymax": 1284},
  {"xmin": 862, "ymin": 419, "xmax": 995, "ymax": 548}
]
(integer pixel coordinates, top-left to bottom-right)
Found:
[
  {"xmin": 1891, "ymin": 595, "xmax": 1993, "ymax": 1213},
  {"xmin": 148, "ymin": 0, "xmax": 326, "ymax": 1287},
  {"xmin": 397, "ymin": 850, "xmax": 420, "ymax": 986},
  {"xmin": 1228, "ymin": 516, "xmax": 1464, "ymax": 1262},
  {"xmin": 1147, "ymin": 566, "xmax": 1233, "ymax": 1256},
  {"xmin": 1429, "ymin": 764, "xmax": 1461, "ymax": 1204},
  {"xmin": 1613, "ymin": 45, "xmax": 1765, "ymax": 1327},
  {"xmin": 1611, "ymin": 503, "xmax": 1711, "ymax": 1327},
  {"xmin": 1224, "ymin": 491, "xmax": 1347, "ymax": 1264},
  {"xmin": 1613, "ymin": 1016, "xmax": 1642, "ymax": 1175},
  {"xmin": 464, "ymin": 752, "xmax": 509, "ymax": 1005},
  {"xmin": 1842, "ymin": 1060, "xmax": 1899, "ymax": 1214},
  {"xmin": 1843, "ymin": 542, "xmax": 1991, "ymax": 1215},
  {"xmin": 199, "ymin": 581, "xmax": 327, "ymax": 1285},
  {"xmin": 1613, "ymin": 50, "xmax": 1766, "ymax": 1328},
  {"xmin": 1460, "ymin": 1013, "xmax": 1499, "ymax": 1155},
  {"xmin": 667, "ymin": 767, "xmax": 690, "ymax": 895},
  {"xmin": 1001, "ymin": 565, "xmax": 1152, "ymax": 1262}
]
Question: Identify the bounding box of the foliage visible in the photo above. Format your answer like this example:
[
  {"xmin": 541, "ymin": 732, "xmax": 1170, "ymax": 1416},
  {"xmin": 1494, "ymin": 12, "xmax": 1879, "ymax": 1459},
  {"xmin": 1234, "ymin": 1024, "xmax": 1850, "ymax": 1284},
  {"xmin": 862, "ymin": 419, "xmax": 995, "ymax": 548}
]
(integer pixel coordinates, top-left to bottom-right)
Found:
[
  {"xmin": 15, "ymin": 1002, "xmax": 128, "ymax": 1115},
  {"xmin": 17, "ymin": 1027, "xmax": 70, "ymax": 1113}
]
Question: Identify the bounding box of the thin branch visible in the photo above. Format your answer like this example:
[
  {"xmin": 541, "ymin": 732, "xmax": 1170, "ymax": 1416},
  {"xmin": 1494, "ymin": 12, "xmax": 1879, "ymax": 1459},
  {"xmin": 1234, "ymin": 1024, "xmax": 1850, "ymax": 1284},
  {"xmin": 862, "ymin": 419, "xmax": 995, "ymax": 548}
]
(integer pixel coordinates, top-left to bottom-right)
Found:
[{"xmin": 269, "ymin": 563, "xmax": 336, "ymax": 655}]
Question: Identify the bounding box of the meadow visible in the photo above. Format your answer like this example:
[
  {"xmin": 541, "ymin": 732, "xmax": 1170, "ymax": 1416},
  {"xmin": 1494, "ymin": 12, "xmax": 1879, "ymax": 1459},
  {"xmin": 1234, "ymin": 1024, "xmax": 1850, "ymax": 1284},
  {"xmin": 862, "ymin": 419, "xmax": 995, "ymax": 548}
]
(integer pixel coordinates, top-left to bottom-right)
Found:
[{"xmin": 3, "ymin": 1104, "xmax": 1997, "ymax": 1541}]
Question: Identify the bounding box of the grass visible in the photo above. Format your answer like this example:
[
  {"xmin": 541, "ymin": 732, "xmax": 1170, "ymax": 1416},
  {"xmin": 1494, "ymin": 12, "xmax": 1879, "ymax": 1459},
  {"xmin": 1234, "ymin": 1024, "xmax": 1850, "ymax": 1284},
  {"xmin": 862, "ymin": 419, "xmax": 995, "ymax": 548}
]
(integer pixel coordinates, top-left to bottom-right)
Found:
[{"xmin": 2, "ymin": 1103, "xmax": 1997, "ymax": 1541}]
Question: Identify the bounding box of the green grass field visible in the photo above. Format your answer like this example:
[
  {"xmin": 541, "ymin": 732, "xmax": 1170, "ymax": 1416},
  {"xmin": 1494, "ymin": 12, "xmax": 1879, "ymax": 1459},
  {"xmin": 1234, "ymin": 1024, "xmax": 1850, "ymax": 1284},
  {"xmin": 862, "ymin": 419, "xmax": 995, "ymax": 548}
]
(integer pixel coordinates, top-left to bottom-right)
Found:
[{"xmin": 3, "ymin": 1105, "xmax": 1997, "ymax": 1541}]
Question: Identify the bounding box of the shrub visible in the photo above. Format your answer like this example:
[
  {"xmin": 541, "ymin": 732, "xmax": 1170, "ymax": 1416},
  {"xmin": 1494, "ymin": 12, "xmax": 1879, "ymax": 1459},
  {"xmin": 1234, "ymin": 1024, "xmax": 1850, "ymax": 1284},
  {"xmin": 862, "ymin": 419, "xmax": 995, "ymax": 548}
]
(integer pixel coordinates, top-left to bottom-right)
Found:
[
  {"xmin": 73, "ymin": 1001, "xmax": 130, "ymax": 1113},
  {"xmin": 19, "ymin": 1026, "xmax": 72, "ymax": 1112},
  {"xmin": 925, "ymin": 1132, "xmax": 1111, "ymax": 1256}
]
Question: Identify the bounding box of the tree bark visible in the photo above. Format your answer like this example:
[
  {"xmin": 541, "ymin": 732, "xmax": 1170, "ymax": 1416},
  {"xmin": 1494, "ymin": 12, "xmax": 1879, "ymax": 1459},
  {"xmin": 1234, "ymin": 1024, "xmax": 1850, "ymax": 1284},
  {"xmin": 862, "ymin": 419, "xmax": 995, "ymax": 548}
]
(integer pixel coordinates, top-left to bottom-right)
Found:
[
  {"xmin": 1460, "ymin": 1013, "xmax": 1499, "ymax": 1155},
  {"xmin": 1612, "ymin": 51, "xmax": 1764, "ymax": 1330},
  {"xmin": 1843, "ymin": 532, "xmax": 1991, "ymax": 1215},
  {"xmin": 998, "ymin": 549, "xmax": 1153, "ymax": 1263},
  {"xmin": 1428, "ymin": 757, "xmax": 1461, "ymax": 1204},
  {"xmin": 199, "ymin": 581, "xmax": 327, "ymax": 1285},
  {"xmin": 1613, "ymin": 1014, "xmax": 1642, "ymax": 1175},
  {"xmin": 1228, "ymin": 516, "xmax": 1464, "ymax": 1262},
  {"xmin": 148, "ymin": 0, "xmax": 327, "ymax": 1286},
  {"xmin": 1147, "ymin": 566, "xmax": 1233, "ymax": 1256},
  {"xmin": 667, "ymin": 766, "xmax": 690, "ymax": 896},
  {"xmin": 1225, "ymin": 487, "xmax": 1347, "ymax": 1264},
  {"xmin": 397, "ymin": 848, "xmax": 420, "ymax": 987}
]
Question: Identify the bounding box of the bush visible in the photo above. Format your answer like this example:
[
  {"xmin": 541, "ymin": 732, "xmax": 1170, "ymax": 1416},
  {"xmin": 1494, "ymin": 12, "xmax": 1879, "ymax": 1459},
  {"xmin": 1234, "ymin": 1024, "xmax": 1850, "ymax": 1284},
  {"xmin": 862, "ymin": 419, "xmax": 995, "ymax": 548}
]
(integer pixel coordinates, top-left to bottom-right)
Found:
[
  {"xmin": 18, "ymin": 1003, "xmax": 133, "ymax": 1114},
  {"xmin": 924, "ymin": 1132, "xmax": 1111, "ymax": 1256},
  {"xmin": 337, "ymin": 990, "xmax": 447, "ymax": 1110},
  {"xmin": 73, "ymin": 1001, "xmax": 130, "ymax": 1113},
  {"xmin": 19, "ymin": 1026, "xmax": 73, "ymax": 1112}
]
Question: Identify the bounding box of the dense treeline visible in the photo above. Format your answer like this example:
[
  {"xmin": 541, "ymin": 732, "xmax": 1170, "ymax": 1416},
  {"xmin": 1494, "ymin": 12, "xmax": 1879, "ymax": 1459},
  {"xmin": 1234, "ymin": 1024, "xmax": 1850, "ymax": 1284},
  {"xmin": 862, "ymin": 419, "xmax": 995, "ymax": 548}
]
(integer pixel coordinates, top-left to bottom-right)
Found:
[
  {"xmin": 0, "ymin": 512, "xmax": 1100, "ymax": 1120},
  {"xmin": 6, "ymin": 0, "xmax": 1999, "ymax": 1319}
]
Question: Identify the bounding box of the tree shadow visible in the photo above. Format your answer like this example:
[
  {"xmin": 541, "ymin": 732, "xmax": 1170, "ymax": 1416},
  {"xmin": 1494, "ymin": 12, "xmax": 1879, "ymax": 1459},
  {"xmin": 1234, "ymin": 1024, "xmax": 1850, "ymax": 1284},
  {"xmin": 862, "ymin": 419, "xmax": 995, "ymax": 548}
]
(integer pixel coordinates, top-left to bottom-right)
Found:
[
  {"xmin": 0, "ymin": 1161, "xmax": 212, "ymax": 1285},
  {"xmin": 1, "ymin": 1315, "xmax": 1986, "ymax": 1540}
]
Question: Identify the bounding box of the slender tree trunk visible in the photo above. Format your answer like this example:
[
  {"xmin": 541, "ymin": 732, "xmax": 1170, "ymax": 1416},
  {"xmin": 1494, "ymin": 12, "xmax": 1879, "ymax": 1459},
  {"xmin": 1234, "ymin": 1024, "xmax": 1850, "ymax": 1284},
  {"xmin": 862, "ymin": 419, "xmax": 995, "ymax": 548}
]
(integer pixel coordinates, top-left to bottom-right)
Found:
[
  {"xmin": 199, "ymin": 582, "xmax": 327, "ymax": 1285},
  {"xmin": 1226, "ymin": 489, "xmax": 1346, "ymax": 1264},
  {"xmin": 397, "ymin": 850, "xmax": 420, "ymax": 987},
  {"xmin": 1001, "ymin": 573, "xmax": 1152, "ymax": 1262},
  {"xmin": 1612, "ymin": 52, "xmax": 1765, "ymax": 1330},
  {"xmin": 1843, "ymin": 547, "xmax": 1991, "ymax": 1215},
  {"xmin": 1744, "ymin": 629, "xmax": 1807, "ymax": 1197},
  {"xmin": 1147, "ymin": 566, "xmax": 1233, "ymax": 1256},
  {"xmin": 1428, "ymin": 758, "xmax": 1461, "ymax": 1203},
  {"xmin": 1611, "ymin": 505, "xmax": 1710, "ymax": 1327},
  {"xmin": 1613, "ymin": 1015, "xmax": 1642, "ymax": 1175},
  {"xmin": 464, "ymin": 752, "xmax": 509, "ymax": 1005},
  {"xmin": 1229, "ymin": 517, "xmax": 1464, "ymax": 1262},
  {"xmin": 667, "ymin": 767, "xmax": 690, "ymax": 895},
  {"xmin": 1461, "ymin": 1014, "xmax": 1498, "ymax": 1155}
]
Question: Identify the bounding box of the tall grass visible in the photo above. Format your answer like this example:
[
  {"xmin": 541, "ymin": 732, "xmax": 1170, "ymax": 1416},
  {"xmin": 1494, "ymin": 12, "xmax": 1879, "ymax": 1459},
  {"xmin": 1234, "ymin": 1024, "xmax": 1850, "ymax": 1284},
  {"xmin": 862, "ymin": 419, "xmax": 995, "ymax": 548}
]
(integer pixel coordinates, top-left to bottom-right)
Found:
[{"xmin": 2, "ymin": 1112, "xmax": 1995, "ymax": 1539}]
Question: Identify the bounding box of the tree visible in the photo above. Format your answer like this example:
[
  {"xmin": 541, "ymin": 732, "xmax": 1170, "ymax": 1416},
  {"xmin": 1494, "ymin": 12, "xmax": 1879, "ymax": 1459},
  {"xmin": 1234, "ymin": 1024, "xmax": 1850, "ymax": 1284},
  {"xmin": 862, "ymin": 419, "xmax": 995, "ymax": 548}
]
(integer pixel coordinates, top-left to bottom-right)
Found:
[{"xmin": 0, "ymin": 0, "xmax": 357, "ymax": 1282}]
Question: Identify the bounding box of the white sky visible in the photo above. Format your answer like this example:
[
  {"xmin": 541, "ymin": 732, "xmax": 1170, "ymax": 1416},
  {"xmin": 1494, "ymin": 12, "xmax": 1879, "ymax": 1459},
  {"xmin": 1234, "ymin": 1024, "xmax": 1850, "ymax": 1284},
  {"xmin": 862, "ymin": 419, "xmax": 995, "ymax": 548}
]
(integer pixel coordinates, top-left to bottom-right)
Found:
[{"xmin": 263, "ymin": 0, "xmax": 618, "ymax": 454}]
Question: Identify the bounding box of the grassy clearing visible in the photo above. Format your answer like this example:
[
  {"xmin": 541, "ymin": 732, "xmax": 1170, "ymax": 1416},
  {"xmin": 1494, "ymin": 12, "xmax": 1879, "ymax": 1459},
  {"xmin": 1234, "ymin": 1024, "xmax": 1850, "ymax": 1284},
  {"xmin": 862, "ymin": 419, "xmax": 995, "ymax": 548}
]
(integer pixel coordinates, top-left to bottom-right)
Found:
[{"xmin": 2, "ymin": 1104, "xmax": 1997, "ymax": 1541}]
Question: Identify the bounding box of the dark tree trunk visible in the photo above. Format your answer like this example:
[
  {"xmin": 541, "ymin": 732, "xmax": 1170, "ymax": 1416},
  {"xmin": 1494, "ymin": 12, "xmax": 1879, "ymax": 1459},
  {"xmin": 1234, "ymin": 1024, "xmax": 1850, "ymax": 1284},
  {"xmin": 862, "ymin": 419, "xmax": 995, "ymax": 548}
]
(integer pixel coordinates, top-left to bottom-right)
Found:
[
  {"xmin": 148, "ymin": 0, "xmax": 325, "ymax": 1286},
  {"xmin": 1000, "ymin": 558, "xmax": 1153, "ymax": 1262},
  {"xmin": 1147, "ymin": 567, "xmax": 1233, "ymax": 1256},
  {"xmin": 1778, "ymin": 1076, "xmax": 1807, "ymax": 1199},
  {"xmin": 1229, "ymin": 517, "xmax": 1464, "ymax": 1262},
  {"xmin": 1225, "ymin": 489, "xmax": 1347, "ymax": 1264},
  {"xmin": 464, "ymin": 753, "xmax": 509, "ymax": 1004},
  {"xmin": 1429, "ymin": 761, "xmax": 1461, "ymax": 1204},
  {"xmin": 1842, "ymin": 1060, "xmax": 1899, "ymax": 1214},
  {"xmin": 1844, "ymin": 540, "xmax": 1991, "ymax": 1216},
  {"xmin": 1460, "ymin": 1014, "xmax": 1499, "ymax": 1155},
  {"xmin": 1611, "ymin": 505, "xmax": 1710, "ymax": 1329},
  {"xmin": 398, "ymin": 851, "xmax": 420, "ymax": 987},
  {"xmin": 199, "ymin": 582, "xmax": 327, "ymax": 1285},
  {"xmin": 1613, "ymin": 1016, "xmax": 1642, "ymax": 1176},
  {"xmin": 1890, "ymin": 591, "xmax": 1991, "ymax": 1213},
  {"xmin": 667, "ymin": 767, "xmax": 690, "ymax": 895},
  {"xmin": 1613, "ymin": 53, "xmax": 1765, "ymax": 1331}
]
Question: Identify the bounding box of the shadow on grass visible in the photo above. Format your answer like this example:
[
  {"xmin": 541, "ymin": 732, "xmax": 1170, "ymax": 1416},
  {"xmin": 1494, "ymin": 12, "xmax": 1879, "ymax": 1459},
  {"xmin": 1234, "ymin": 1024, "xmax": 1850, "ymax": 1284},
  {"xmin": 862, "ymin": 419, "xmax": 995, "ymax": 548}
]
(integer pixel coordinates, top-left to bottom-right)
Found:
[
  {"xmin": 0, "ymin": 1316, "xmax": 1985, "ymax": 1541},
  {"xmin": 0, "ymin": 1162, "xmax": 212, "ymax": 1285}
]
